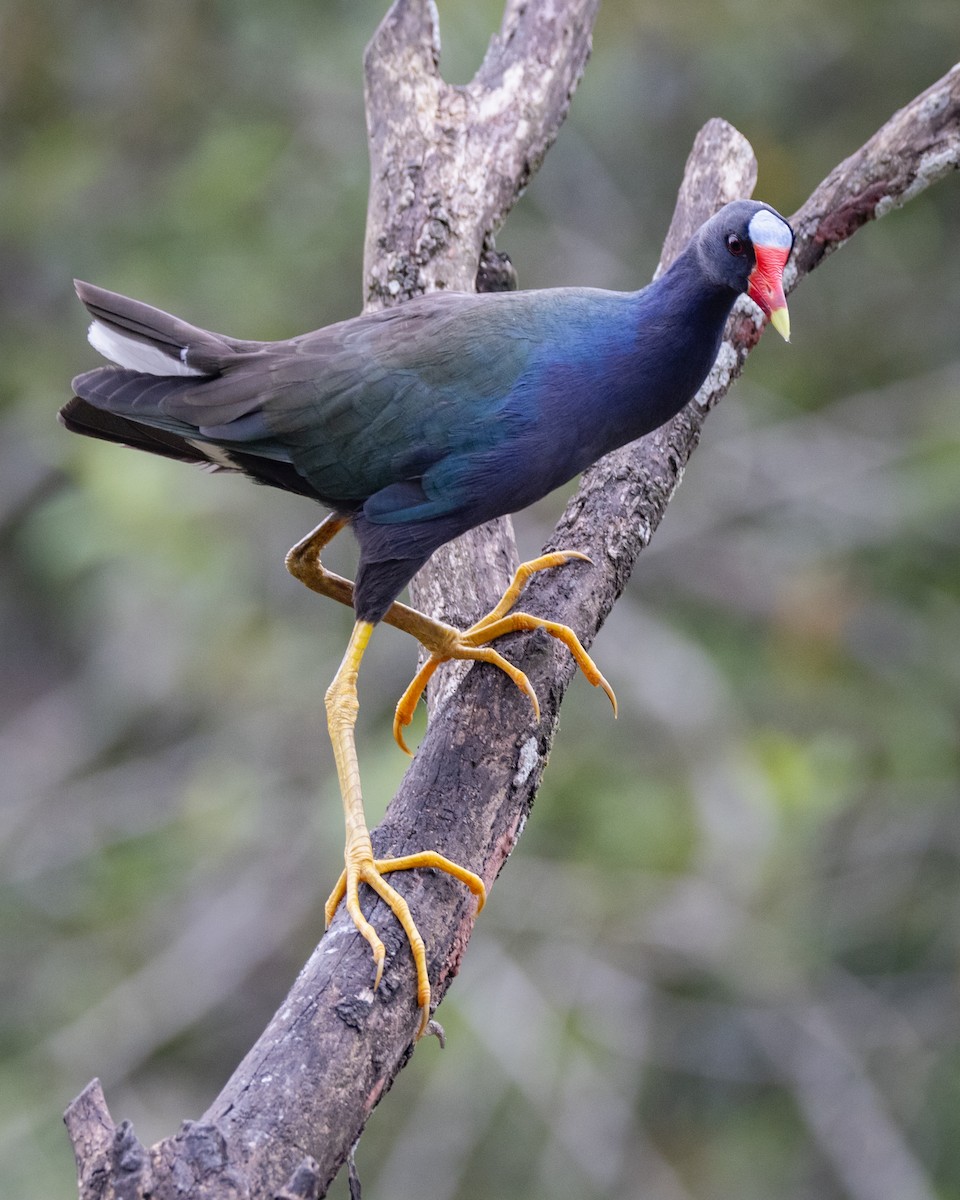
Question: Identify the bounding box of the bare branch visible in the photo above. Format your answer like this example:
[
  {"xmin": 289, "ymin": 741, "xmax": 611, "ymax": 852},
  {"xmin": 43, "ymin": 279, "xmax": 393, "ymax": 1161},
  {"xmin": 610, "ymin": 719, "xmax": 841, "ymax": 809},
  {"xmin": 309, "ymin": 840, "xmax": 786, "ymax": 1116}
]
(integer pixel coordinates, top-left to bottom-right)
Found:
[
  {"xmin": 363, "ymin": 0, "xmax": 600, "ymax": 302},
  {"xmin": 791, "ymin": 61, "xmax": 960, "ymax": 281}
]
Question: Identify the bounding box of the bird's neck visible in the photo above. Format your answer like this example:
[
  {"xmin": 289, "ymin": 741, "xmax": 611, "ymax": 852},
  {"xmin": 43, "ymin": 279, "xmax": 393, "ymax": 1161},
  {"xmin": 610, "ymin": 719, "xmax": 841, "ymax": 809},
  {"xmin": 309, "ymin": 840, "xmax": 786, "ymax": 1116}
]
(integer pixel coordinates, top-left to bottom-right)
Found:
[
  {"xmin": 505, "ymin": 260, "xmax": 741, "ymax": 499},
  {"xmin": 613, "ymin": 251, "xmax": 738, "ymax": 440},
  {"xmin": 646, "ymin": 246, "xmax": 737, "ymax": 360}
]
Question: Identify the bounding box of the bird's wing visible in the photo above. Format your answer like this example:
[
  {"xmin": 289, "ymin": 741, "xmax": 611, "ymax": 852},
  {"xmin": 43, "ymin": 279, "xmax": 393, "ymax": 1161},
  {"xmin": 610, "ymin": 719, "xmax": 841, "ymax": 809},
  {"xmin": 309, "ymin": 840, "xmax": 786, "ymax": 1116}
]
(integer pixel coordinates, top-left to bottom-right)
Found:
[
  {"xmin": 254, "ymin": 294, "xmax": 541, "ymax": 506},
  {"xmin": 73, "ymin": 290, "xmax": 550, "ymax": 511},
  {"xmin": 70, "ymin": 285, "xmax": 637, "ymax": 517}
]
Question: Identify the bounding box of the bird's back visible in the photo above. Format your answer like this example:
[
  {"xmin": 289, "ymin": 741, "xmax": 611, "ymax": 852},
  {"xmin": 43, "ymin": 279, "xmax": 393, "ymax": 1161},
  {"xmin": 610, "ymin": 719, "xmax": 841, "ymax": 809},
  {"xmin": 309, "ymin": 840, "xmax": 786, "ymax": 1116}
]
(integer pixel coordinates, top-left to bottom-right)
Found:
[
  {"xmin": 67, "ymin": 260, "xmax": 732, "ymax": 532},
  {"xmin": 68, "ymin": 285, "xmax": 648, "ymax": 509}
]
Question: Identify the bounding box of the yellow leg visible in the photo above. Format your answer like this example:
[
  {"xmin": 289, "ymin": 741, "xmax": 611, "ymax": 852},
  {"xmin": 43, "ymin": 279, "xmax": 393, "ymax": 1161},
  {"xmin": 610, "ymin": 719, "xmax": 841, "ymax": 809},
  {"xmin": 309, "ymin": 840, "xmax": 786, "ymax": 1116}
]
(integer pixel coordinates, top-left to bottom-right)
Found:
[
  {"xmin": 285, "ymin": 513, "xmax": 461, "ymax": 647},
  {"xmin": 286, "ymin": 522, "xmax": 614, "ymax": 709},
  {"xmin": 289, "ymin": 522, "xmax": 614, "ymax": 1030},
  {"xmin": 393, "ymin": 551, "xmax": 618, "ymax": 753},
  {"xmin": 324, "ymin": 619, "xmax": 486, "ymax": 1038}
]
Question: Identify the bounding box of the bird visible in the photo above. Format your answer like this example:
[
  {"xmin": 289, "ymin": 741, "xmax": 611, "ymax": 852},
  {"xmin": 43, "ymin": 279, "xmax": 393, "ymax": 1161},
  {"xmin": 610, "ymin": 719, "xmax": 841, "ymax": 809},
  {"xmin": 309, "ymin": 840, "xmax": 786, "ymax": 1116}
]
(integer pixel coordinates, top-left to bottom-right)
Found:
[{"xmin": 62, "ymin": 199, "xmax": 793, "ymax": 1037}]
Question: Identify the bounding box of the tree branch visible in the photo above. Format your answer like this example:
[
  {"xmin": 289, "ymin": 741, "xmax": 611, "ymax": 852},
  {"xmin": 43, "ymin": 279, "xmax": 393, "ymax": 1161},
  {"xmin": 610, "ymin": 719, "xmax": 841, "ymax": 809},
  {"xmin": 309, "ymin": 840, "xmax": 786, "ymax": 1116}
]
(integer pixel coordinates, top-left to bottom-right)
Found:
[
  {"xmin": 790, "ymin": 61, "xmax": 960, "ymax": 281},
  {"xmin": 63, "ymin": 24, "xmax": 960, "ymax": 1200}
]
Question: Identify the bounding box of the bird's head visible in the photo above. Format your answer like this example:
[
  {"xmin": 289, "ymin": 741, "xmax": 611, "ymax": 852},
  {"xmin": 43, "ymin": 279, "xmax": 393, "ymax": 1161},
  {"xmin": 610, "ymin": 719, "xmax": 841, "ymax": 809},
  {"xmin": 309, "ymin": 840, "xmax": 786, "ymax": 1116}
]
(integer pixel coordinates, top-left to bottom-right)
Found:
[{"xmin": 697, "ymin": 200, "xmax": 795, "ymax": 341}]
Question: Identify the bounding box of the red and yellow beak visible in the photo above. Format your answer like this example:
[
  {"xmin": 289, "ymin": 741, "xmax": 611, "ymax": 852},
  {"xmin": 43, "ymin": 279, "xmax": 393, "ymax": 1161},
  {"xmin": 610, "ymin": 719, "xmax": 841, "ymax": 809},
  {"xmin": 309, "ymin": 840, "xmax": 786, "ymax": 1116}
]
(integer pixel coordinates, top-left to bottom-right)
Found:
[{"xmin": 748, "ymin": 243, "xmax": 792, "ymax": 341}]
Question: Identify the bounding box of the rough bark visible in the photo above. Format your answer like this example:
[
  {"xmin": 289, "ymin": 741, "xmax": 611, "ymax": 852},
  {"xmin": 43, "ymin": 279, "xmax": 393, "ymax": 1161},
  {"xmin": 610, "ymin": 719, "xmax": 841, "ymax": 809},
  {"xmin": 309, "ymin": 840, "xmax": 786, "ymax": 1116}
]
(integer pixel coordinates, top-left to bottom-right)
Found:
[{"xmin": 63, "ymin": 14, "xmax": 960, "ymax": 1198}]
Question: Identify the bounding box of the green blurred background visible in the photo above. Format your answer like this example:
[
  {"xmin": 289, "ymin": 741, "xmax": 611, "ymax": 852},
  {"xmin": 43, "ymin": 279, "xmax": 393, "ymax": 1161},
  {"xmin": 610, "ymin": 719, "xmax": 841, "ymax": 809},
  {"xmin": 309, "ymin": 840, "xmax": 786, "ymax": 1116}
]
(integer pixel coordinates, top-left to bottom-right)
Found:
[{"xmin": 2, "ymin": 2, "xmax": 959, "ymax": 1197}]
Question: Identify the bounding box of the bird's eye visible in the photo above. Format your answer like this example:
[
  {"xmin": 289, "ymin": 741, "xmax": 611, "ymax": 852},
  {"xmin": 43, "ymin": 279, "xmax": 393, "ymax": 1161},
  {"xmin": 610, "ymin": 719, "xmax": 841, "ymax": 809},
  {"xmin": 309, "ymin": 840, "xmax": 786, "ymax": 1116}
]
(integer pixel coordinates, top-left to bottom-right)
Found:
[{"xmin": 726, "ymin": 234, "xmax": 746, "ymax": 257}]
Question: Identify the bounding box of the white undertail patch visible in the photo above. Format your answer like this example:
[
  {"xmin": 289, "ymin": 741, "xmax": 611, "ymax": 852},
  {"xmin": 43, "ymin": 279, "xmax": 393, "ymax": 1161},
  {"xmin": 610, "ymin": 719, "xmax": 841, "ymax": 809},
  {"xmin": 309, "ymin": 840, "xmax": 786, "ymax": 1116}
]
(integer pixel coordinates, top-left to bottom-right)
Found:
[
  {"xmin": 186, "ymin": 439, "xmax": 241, "ymax": 470},
  {"xmin": 88, "ymin": 319, "xmax": 205, "ymax": 377}
]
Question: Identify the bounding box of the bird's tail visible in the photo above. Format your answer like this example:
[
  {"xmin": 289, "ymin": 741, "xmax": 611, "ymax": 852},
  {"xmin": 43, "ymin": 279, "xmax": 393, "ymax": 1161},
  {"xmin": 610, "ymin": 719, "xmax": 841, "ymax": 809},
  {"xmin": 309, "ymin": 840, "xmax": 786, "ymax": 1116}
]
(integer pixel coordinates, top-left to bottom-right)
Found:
[
  {"xmin": 62, "ymin": 283, "xmax": 318, "ymax": 495},
  {"xmin": 73, "ymin": 279, "xmax": 255, "ymax": 378},
  {"xmin": 62, "ymin": 282, "xmax": 245, "ymax": 467},
  {"xmin": 59, "ymin": 387, "xmax": 218, "ymax": 467}
]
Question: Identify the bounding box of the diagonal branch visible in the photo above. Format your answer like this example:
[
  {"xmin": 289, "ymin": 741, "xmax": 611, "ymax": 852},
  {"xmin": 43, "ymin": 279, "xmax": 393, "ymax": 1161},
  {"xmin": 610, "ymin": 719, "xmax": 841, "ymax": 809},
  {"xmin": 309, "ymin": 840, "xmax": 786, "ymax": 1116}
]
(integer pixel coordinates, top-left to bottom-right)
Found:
[{"xmin": 790, "ymin": 61, "xmax": 960, "ymax": 281}]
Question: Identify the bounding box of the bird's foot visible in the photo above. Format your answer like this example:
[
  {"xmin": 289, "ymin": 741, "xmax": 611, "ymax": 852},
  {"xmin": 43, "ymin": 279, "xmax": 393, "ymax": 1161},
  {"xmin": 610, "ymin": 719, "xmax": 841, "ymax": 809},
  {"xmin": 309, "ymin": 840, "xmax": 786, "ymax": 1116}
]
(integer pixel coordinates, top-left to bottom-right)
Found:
[
  {"xmin": 326, "ymin": 844, "xmax": 486, "ymax": 1038},
  {"xmin": 393, "ymin": 550, "xmax": 617, "ymax": 753}
]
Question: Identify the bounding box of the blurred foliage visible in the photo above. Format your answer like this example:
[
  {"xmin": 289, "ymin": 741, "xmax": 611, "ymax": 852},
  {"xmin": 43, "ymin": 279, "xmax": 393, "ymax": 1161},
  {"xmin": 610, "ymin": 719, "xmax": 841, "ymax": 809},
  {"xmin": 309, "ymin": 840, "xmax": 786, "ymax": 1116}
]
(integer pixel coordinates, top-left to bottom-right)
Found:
[{"xmin": 1, "ymin": 1, "xmax": 959, "ymax": 1198}]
